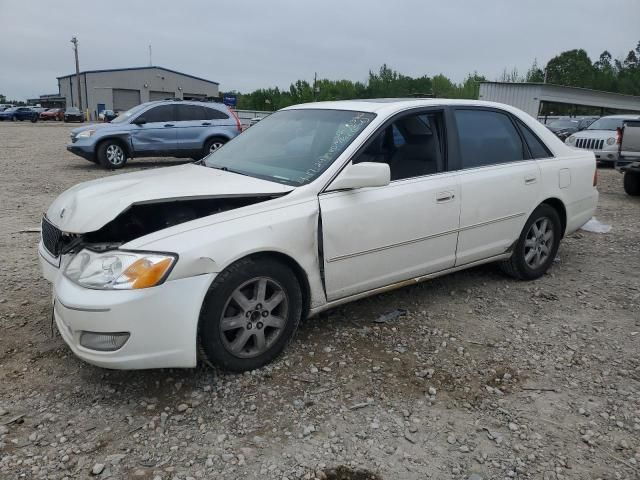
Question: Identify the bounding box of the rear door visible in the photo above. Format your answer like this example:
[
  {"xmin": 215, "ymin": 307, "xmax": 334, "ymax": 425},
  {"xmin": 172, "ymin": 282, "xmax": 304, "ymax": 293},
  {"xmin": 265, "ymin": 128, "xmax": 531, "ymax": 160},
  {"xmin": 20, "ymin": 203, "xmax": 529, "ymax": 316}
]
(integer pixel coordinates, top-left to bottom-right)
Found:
[
  {"xmin": 130, "ymin": 104, "xmax": 177, "ymax": 154},
  {"xmin": 452, "ymin": 108, "xmax": 541, "ymax": 266},
  {"xmin": 174, "ymin": 104, "xmax": 235, "ymax": 154}
]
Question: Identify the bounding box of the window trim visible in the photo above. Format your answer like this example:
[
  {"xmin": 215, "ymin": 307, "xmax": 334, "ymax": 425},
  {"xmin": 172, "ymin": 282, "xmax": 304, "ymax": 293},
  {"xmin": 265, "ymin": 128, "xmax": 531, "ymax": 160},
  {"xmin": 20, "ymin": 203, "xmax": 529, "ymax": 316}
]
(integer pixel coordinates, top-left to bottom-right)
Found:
[
  {"xmin": 321, "ymin": 106, "xmax": 451, "ymax": 194},
  {"xmin": 138, "ymin": 104, "xmax": 177, "ymax": 123},
  {"xmin": 513, "ymin": 117, "xmax": 554, "ymax": 159},
  {"xmin": 451, "ymin": 106, "xmax": 536, "ymax": 171}
]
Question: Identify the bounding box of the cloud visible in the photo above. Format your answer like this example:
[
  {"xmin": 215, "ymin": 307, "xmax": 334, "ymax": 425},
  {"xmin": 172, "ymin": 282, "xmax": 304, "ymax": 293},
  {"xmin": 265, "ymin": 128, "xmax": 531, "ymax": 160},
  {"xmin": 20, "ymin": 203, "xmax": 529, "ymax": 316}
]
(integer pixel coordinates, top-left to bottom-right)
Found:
[{"xmin": 0, "ymin": 0, "xmax": 638, "ymax": 100}]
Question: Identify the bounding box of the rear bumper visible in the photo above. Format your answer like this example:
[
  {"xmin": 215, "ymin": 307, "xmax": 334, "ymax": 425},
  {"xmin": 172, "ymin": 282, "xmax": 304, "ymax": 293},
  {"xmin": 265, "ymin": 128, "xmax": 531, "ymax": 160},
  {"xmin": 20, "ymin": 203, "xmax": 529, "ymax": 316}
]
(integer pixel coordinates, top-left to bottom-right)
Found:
[
  {"xmin": 566, "ymin": 190, "xmax": 599, "ymax": 235},
  {"xmin": 66, "ymin": 144, "xmax": 95, "ymax": 161}
]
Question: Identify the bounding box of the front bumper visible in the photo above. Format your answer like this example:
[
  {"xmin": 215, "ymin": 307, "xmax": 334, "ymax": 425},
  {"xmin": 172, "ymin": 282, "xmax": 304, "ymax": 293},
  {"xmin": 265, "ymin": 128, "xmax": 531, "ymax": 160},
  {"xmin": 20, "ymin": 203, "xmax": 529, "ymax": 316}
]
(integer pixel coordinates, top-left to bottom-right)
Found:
[
  {"xmin": 40, "ymin": 244, "xmax": 215, "ymax": 369},
  {"xmin": 66, "ymin": 144, "xmax": 95, "ymax": 161}
]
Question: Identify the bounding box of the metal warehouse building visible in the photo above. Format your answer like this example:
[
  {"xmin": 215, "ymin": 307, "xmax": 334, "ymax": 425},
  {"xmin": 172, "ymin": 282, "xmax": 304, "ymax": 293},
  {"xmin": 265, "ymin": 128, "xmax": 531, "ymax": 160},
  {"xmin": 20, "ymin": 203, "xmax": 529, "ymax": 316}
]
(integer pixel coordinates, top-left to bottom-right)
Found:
[
  {"xmin": 479, "ymin": 82, "xmax": 640, "ymax": 119},
  {"xmin": 58, "ymin": 66, "xmax": 219, "ymax": 117}
]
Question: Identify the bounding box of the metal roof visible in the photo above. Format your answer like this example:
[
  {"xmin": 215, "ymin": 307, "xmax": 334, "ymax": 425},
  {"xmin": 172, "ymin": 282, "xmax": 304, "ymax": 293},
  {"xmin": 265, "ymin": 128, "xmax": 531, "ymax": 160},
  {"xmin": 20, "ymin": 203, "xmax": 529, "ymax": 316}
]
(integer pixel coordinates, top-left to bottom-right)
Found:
[
  {"xmin": 57, "ymin": 66, "xmax": 219, "ymax": 86},
  {"xmin": 480, "ymin": 81, "xmax": 640, "ymax": 101}
]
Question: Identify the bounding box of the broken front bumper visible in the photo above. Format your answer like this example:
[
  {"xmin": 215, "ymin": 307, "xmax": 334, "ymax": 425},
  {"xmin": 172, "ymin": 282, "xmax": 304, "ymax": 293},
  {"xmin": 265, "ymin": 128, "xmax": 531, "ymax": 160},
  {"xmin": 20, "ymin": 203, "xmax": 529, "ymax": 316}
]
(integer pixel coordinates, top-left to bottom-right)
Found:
[{"xmin": 39, "ymin": 242, "xmax": 214, "ymax": 369}]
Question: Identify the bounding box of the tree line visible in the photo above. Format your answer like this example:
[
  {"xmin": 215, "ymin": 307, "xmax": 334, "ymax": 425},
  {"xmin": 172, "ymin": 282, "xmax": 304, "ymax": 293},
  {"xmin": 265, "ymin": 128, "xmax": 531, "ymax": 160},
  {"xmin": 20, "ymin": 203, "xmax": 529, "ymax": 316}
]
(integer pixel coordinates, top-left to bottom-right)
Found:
[{"xmin": 231, "ymin": 40, "xmax": 640, "ymax": 111}]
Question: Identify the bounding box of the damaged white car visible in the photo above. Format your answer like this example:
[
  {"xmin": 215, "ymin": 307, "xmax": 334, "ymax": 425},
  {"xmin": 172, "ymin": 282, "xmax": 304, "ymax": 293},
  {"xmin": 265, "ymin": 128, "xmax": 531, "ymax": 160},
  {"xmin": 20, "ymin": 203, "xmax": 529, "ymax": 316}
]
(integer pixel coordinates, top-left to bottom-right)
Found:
[{"xmin": 39, "ymin": 99, "xmax": 598, "ymax": 372}]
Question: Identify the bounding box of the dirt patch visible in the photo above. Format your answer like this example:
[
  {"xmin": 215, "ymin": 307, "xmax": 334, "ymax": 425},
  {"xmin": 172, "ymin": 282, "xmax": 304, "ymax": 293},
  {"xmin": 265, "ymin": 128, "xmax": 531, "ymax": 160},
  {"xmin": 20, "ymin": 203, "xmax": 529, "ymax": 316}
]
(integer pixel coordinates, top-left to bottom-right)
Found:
[{"xmin": 1, "ymin": 123, "xmax": 639, "ymax": 479}]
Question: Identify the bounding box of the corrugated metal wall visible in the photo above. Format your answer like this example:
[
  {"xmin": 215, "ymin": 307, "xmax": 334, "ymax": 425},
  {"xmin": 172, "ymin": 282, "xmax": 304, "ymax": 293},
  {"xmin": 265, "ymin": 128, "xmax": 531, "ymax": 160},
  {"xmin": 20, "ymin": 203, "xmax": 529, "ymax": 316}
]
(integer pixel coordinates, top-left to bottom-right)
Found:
[
  {"xmin": 478, "ymin": 83, "xmax": 541, "ymax": 117},
  {"xmin": 479, "ymin": 82, "xmax": 640, "ymax": 117}
]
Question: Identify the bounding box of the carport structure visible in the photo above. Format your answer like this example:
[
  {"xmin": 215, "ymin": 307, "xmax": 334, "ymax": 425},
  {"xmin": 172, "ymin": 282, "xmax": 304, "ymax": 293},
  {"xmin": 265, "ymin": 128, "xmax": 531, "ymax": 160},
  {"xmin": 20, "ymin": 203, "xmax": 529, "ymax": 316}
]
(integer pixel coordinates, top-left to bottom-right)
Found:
[{"xmin": 479, "ymin": 81, "xmax": 640, "ymax": 119}]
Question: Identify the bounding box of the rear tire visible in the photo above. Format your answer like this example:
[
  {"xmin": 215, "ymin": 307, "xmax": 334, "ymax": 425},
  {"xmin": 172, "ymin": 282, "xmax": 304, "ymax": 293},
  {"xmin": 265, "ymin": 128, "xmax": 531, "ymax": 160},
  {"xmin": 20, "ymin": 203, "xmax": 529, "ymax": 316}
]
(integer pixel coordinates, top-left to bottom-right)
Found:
[
  {"xmin": 199, "ymin": 257, "xmax": 302, "ymax": 372},
  {"xmin": 97, "ymin": 140, "xmax": 128, "ymax": 169},
  {"xmin": 500, "ymin": 204, "xmax": 561, "ymax": 280},
  {"xmin": 623, "ymin": 171, "xmax": 640, "ymax": 196},
  {"xmin": 202, "ymin": 137, "xmax": 227, "ymax": 158}
]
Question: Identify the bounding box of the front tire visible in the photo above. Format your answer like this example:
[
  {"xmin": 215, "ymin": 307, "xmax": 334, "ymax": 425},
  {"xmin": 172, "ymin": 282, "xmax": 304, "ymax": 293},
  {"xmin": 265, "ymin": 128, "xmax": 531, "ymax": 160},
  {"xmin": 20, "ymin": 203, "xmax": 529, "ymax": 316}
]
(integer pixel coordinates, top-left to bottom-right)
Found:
[
  {"xmin": 623, "ymin": 171, "xmax": 640, "ymax": 196},
  {"xmin": 199, "ymin": 257, "xmax": 302, "ymax": 372},
  {"xmin": 97, "ymin": 140, "xmax": 128, "ymax": 169},
  {"xmin": 500, "ymin": 204, "xmax": 561, "ymax": 280}
]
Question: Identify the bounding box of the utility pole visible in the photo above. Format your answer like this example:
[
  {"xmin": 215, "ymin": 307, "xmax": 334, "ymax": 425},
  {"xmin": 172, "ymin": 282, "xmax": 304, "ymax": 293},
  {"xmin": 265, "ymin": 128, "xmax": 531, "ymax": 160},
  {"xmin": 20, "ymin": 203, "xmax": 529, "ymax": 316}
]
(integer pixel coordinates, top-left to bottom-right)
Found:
[
  {"xmin": 71, "ymin": 36, "xmax": 82, "ymax": 110},
  {"xmin": 149, "ymin": 44, "xmax": 153, "ymax": 66},
  {"xmin": 313, "ymin": 72, "xmax": 318, "ymax": 102}
]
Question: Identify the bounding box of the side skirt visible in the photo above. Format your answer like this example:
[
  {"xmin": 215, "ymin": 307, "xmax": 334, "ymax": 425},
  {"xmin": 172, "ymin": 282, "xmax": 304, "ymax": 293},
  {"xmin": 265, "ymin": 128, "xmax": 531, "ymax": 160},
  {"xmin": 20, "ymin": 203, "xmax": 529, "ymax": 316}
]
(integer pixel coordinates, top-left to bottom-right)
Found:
[{"xmin": 307, "ymin": 252, "xmax": 511, "ymax": 317}]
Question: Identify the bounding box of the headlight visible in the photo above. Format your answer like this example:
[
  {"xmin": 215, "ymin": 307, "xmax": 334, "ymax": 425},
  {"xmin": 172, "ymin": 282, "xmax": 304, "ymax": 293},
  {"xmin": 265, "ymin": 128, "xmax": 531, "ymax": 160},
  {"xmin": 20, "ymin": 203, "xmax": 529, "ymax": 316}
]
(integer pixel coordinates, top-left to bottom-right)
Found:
[
  {"xmin": 606, "ymin": 137, "xmax": 616, "ymax": 145},
  {"xmin": 567, "ymin": 135, "xmax": 576, "ymax": 144},
  {"xmin": 64, "ymin": 249, "xmax": 176, "ymax": 290},
  {"xmin": 76, "ymin": 129, "xmax": 95, "ymax": 138}
]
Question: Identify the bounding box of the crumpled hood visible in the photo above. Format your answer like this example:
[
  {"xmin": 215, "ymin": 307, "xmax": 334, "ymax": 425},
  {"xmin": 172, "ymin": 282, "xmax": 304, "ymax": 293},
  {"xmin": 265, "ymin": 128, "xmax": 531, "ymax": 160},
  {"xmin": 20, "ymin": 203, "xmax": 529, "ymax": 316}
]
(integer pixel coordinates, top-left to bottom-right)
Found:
[{"xmin": 46, "ymin": 164, "xmax": 292, "ymax": 233}]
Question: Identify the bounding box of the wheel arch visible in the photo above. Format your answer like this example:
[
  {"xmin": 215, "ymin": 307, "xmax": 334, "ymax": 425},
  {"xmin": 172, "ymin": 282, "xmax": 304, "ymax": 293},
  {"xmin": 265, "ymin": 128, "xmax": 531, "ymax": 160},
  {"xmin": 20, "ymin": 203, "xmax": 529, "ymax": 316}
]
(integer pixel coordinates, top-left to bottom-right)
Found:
[
  {"xmin": 539, "ymin": 197, "xmax": 567, "ymax": 237},
  {"xmin": 238, "ymin": 251, "xmax": 312, "ymax": 319},
  {"xmin": 96, "ymin": 135, "xmax": 132, "ymax": 157}
]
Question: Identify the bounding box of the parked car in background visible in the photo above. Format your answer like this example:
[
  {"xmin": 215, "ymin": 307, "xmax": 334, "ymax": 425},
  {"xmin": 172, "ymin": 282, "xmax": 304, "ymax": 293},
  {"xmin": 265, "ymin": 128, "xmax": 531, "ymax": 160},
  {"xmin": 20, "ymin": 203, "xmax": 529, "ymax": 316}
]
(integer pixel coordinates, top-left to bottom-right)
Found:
[
  {"xmin": 547, "ymin": 118, "xmax": 580, "ymax": 141},
  {"xmin": 66, "ymin": 100, "xmax": 243, "ymax": 168},
  {"xmin": 40, "ymin": 99, "xmax": 598, "ymax": 371},
  {"xmin": 0, "ymin": 104, "xmax": 15, "ymax": 111},
  {"xmin": 64, "ymin": 107, "xmax": 84, "ymax": 123},
  {"xmin": 566, "ymin": 115, "xmax": 640, "ymax": 165},
  {"xmin": 29, "ymin": 106, "xmax": 47, "ymax": 114},
  {"xmin": 40, "ymin": 108, "xmax": 65, "ymax": 121},
  {"xmin": 0, "ymin": 106, "xmax": 38, "ymax": 122},
  {"xmin": 546, "ymin": 117, "xmax": 597, "ymax": 141},
  {"xmin": 99, "ymin": 109, "xmax": 118, "ymax": 122}
]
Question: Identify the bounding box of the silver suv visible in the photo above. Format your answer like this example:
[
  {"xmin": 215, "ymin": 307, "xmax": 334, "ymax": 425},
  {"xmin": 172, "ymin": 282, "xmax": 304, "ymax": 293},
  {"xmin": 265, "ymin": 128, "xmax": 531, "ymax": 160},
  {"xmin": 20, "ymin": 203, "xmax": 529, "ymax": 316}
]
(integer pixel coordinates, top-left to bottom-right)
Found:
[{"xmin": 67, "ymin": 100, "xmax": 242, "ymax": 169}]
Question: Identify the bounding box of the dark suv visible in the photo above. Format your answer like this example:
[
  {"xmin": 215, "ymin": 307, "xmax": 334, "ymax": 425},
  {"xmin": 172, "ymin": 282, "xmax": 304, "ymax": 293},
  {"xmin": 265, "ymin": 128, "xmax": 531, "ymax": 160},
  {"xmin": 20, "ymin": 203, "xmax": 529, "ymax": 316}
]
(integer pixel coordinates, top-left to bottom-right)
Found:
[{"xmin": 67, "ymin": 100, "xmax": 243, "ymax": 169}]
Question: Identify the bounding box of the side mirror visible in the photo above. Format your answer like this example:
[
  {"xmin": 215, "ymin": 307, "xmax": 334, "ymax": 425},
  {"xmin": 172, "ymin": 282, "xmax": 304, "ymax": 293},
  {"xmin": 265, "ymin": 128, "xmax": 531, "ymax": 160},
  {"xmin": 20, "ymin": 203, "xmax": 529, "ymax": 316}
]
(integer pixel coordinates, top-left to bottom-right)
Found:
[
  {"xmin": 327, "ymin": 162, "xmax": 390, "ymax": 191},
  {"xmin": 132, "ymin": 117, "xmax": 147, "ymax": 125}
]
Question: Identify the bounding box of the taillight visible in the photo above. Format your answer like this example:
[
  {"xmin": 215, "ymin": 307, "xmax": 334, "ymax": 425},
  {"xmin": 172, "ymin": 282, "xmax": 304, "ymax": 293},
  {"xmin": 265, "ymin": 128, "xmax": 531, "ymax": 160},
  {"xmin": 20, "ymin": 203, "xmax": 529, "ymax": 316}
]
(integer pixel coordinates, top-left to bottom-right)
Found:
[
  {"xmin": 229, "ymin": 108, "xmax": 243, "ymax": 133},
  {"xmin": 593, "ymin": 165, "xmax": 598, "ymax": 187},
  {"xmin": 616, "ymin": 127, "xmax": 623, "ymax": 145}
]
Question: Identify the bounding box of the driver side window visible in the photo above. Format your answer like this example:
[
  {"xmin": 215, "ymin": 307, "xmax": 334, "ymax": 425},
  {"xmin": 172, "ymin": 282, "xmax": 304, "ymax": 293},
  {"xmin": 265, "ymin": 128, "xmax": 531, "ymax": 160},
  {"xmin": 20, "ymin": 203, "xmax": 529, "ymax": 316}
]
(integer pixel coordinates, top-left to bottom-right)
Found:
[{"xmin": 354, "ymin": 111, "xmax": 445, "ymax": 181}]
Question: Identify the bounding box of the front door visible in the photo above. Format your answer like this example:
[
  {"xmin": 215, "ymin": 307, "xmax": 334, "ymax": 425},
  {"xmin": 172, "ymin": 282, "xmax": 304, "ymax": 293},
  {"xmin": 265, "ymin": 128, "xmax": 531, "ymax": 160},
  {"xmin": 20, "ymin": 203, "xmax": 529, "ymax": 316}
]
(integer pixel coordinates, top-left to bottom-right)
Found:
[
  {"xmin": 130, "ymin": 104, "xmax": 177, "ymax": 154},
  {"xmin": 452, "ymin": 108, "xmax": 541, "ymax": 265},
  {"xmin": 319, "ymin": 110, "xmax": 461, "ymax": 300}
]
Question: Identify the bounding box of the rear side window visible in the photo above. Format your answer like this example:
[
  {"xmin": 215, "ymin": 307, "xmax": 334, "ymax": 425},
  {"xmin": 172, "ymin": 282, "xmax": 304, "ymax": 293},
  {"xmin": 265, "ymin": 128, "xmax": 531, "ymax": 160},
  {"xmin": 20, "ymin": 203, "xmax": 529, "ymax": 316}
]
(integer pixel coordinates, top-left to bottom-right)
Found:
[
  {"xmin": 143, "ymin": 105, "xmax": 175, "ymax": 123},
  {"xmin": 516, "ymin": 119, "xmax": 553, "ymax": 159},
  {"xmin": 455, "ymin": 109, "xmax": 525, "ymax": 168},
  {"xmin": 176, "ymin": 104, "xmax": 207, "ymax": 121},
  {"xmin": 203, "ymin": 107, "xmax": 230, "ymax": 120}
]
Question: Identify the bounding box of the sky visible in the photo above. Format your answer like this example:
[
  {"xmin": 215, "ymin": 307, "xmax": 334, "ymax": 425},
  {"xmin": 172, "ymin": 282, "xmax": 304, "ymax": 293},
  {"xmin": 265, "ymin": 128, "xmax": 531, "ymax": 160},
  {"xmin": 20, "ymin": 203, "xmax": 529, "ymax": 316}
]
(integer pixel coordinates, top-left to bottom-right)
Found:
[{"xmin": 1, "ymin": 0, "xmax": 639, "ymax": 101}]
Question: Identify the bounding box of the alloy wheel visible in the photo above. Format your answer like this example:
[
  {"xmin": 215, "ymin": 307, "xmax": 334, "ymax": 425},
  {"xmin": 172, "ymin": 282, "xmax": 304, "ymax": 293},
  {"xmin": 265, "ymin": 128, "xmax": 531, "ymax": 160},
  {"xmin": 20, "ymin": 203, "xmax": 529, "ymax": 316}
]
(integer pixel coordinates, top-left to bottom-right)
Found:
[
  {"xmin": 524, "ymin": 216, "xmax": 554, "ymax": 269},
  {"xmin": 219, "ymin": 277, "xmax": 289, "ymax": 358},
  {"xmin": 209, "ymin": 141, "xmax": 224, "ymax": 153},
  {"xmin": 105, "ymin": 144, "xmax": 125, "ymax": 166}
]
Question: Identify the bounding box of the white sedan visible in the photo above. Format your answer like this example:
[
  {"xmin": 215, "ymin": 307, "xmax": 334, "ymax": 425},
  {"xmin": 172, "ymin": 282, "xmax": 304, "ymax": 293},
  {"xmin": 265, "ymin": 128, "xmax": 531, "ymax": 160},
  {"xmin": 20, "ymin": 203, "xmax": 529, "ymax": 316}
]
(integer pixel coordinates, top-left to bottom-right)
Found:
[{"xmin": 39, "ymin": 99, "xmax": 598, "ymax": 372}]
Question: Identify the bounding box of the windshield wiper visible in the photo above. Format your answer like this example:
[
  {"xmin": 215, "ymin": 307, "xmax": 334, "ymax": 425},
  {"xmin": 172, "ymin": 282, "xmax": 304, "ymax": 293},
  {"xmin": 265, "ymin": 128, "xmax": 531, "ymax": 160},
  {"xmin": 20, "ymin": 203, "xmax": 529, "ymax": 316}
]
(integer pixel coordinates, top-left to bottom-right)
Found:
[{"xmin": 207, "ymin": 165, "xmax": 252, "ymax": 178}]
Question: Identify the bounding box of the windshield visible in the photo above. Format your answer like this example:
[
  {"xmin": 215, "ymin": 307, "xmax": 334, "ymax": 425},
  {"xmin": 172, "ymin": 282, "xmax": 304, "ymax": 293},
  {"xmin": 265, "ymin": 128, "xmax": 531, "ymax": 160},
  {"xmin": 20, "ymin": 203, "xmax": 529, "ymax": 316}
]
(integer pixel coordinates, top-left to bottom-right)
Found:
[
  {"xmin": 66, "ymin": 108, "xmax": 79, "ymax": 113},
  {"xmin": 203, "ymin": 109, "xmax": 376, "ymax": 186},
  {"xmin": 587, "ymin": 117, "xmax": 631, "ymax": 131},
  {"xmin": 548, "ymin": 119, "xmax": 577, "ymax": 129},
  {"xmin": 111, "ymin": 103, "xmax": 148, "ymax": 124}
]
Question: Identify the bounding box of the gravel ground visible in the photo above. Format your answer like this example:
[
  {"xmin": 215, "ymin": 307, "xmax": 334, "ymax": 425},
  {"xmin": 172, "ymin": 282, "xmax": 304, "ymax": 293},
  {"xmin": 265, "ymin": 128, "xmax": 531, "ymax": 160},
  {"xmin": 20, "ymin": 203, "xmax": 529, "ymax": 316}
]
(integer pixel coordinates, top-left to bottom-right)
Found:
[{"xmin": 0, "ymin": 122, "xmax": 639, "ymax": 480}]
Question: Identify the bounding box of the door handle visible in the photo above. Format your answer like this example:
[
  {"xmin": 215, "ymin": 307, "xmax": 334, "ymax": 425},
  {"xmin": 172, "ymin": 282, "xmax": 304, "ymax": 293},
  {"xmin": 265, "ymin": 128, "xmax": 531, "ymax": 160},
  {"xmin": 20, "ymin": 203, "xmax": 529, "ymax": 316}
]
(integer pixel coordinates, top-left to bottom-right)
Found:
[
  {"xmin": 164, "ymin": 123, "xmax": 174, "ymax": 127},
  {"xmin": 436, "ymin": 191, "xmax": 455, "ymax": 202},
  {"xmin": 524, "ymin": 176, "xmax": 537, "ymax": 185},
  {"xmin": 201, "ymin": 122, "xmax": 211, "ymax": 126}
]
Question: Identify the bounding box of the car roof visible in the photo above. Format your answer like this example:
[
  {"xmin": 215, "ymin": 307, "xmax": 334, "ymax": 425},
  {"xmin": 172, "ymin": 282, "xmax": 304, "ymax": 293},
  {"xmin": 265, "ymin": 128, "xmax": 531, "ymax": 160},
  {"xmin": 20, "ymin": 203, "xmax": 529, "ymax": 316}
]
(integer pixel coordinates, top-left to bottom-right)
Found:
[
  {"xmin": 284, "ymin": 98, "xmax": 531, "ymax": 116},
  {"xmin": 146, "ymin": 99, "xmax": 228, "ymax": 109}
]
